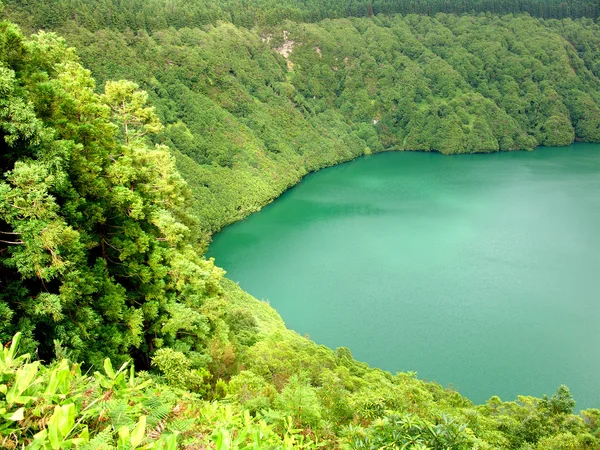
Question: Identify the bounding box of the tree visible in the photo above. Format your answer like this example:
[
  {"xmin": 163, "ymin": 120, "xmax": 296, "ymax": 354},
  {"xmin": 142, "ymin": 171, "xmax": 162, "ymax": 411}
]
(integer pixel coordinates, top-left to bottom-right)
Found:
[
  {"xmin": 101, "ymin": 80, "xmax": 163, "ymax": 144},
  {"xmin": 0, "ymin": 25, "xmax": 223, "ymax": 368}
]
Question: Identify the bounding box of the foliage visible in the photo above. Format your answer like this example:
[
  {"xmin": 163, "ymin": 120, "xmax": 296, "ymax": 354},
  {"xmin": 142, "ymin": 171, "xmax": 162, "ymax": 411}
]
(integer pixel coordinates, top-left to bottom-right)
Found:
[
  {"xmin": 217, "ymin": 282, "xmax": 600, "ymax": 449},
  {"xmin": 0, "ymin": 332, "xmax": 178, "ymax": 449},
  {"xmin": 1, "ymin": 6, "xmax": 600, "ymax": 449},
  {"xmin": 0, "ymin": 332, "xmax": 320, "ymax": 449},
  {"xmin": 0, "ymin": 20, "xmax": 224, "ymax": 368},
  {"xmin": 151, "ymin": 348, "xmax": 211, "ymax": 395},
  {"xmin": 345, "ymin": 413, "xmax": 475, "ymax": 449},
  {"xmin": 4, "ymin": 11, "xmax": 598, "ymax": 242},
  {"xmin": 102, "ymin": 80, "xmax": 163, "ymax": 144},
  {"xmin": 3, "ymin": 0, "xmax": 599, "ymax": 33}
]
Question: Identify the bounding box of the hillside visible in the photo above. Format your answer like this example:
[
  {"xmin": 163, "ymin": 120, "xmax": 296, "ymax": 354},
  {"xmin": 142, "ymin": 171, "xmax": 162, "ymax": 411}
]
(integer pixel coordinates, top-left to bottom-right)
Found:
[
  {"xmin": 4, "ymin": 0, "xmax": 600, "ymax": 31},
  {"xmin": 1, "ymin": 1, "xmax": 600, "ymax": 448},
  {"xmin": 5, "ymin": 7, "xmax": 600, "ymax": 243}
]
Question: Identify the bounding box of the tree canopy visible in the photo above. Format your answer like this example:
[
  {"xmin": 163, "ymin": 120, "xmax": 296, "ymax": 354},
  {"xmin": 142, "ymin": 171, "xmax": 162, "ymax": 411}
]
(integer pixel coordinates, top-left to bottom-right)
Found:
[
  {"xmin": 3, "ymin": 0, "xmax": 599, "ymax": 32},
  {"xmin": 10, "ymin": 10, "xmax": 598, "ymax": 242},
  {"xmin": 1, "ymin": 4, "xmax": 600, "ymax": 449},
  {"xmin": 0, "ymin": 23, "xmax": 223, "ymax": 369}
]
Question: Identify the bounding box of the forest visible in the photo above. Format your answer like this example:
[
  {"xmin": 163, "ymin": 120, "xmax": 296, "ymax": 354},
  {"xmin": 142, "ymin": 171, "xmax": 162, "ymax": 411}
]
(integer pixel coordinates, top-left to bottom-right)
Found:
[
  {"xmin": 6, "ymin": 2, "xmax": 600, "ymax": 243},
  {"xmin": 1, "ymin": 0, "xmax": 600, "ymax": 448},
  {"xmin": 3, "ymin": 0, "xmax": 600, "ymax": 31}
]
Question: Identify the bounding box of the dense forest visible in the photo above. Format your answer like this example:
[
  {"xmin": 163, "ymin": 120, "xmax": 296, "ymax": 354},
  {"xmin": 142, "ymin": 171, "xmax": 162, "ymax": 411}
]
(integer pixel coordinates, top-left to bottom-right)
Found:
[
  {"xmin": 3, "ymin": 0, "xmax": 600, "ymax": 31},
  {"xmin": 1, "ymin": 0, "xmax": 600, "ymax": 448},
  {"xmin": 6, "ymin": 1, "xmax": 600, "ymax": 242}
]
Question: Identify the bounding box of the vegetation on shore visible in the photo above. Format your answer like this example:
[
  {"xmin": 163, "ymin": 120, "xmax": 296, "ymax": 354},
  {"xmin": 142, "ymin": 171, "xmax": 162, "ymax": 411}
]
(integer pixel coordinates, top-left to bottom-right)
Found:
[
  {"xmin": 6, "ymin": 2, "xmax": 600, "ymax": 241},
  {"xmin": 1, "ymin": 1, "xmax": 600, "ymax": 447}
]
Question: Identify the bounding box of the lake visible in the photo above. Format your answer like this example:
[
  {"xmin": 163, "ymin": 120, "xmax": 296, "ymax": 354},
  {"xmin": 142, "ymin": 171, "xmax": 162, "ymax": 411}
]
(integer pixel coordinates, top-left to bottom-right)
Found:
[{"xmin": 209, "ymin": 144, "xmax": 600, "ymax": 409}]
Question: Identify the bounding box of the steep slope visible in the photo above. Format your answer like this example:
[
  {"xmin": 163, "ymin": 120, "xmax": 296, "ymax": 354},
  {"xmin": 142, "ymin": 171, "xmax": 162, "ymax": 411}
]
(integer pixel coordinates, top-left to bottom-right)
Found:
[{"xmin": 13, "ymin": 14, "xmax": 599, "ymax": 244}]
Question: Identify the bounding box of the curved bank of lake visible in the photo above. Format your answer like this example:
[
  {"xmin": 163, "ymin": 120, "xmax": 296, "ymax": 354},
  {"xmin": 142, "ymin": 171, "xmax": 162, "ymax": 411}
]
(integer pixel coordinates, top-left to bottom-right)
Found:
[{"xmin": 209, "ymin": 144, "xmax": 600, "ymax": 409}]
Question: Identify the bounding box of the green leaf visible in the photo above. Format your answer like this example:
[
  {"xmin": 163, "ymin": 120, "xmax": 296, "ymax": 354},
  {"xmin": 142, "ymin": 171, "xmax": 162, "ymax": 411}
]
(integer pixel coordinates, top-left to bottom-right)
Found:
[
  {"xmin": 215, "ymin": 428, "xmax": 232, "ymax": 450},
  {"xmin": 8, "ymin": 407, "xmax": 24, "ymax": 421},
  {"xmin": 47, "ymin": 403, "xmax": 75, "ymax": 449},
  {"xmin": 79, "ymin": 426, "xmax": 89, "ymax": 442},
  {"xmin": 130, "ymin": 415, "xmax": 146, "ymax": 448},
  {"xmin": 44, "ymin": 359, "xmax": 72, "ymax": 397},
  {"xmin": 6, "ymin": 332, "xmax": 22, "ymax": 364},
  {"xmin": 48, "ymin": 411, "xmax": 61, "ymax": 449},
  {"xmin": 6, "ymin": 361, "xmax": 40, "ymax": 404},
  {"xmin": 117, "ymin": 425, "xmax": 130, "ymax": 450},
  {"xmin": 29, "ymin": 429, "xmax": 49, "ymax": 450},
  {"xmin": 104, "ymin": 358, "xmax": 115, "ymax": 379},
  {"xmin": 157, "ymin": 433, "xmax": 178, "ymax": 450}
]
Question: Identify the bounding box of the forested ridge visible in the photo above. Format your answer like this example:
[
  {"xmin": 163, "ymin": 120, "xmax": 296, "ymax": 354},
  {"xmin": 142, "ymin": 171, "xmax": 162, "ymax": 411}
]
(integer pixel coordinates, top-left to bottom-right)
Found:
[
  {"xmin": 7, "ymin": 3, "xmax": 600, "ymax": 241},
  {"xmin": 1, "ymin": 0, "xmax": 600, "ymax": 448},
  {"xmin": 3, "ymin": 0, "xmax": 600, "ymax": 31}
]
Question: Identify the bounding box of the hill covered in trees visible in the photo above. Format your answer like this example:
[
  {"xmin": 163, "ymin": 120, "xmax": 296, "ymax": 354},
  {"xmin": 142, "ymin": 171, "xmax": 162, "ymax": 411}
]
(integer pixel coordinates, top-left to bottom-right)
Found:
[
  {"xmin": 4, "ymin": 0, "xmax": 600, "ymax": 31},
  {"xmin": 6, "ymin": 2, "xmax": 599, "ymax": 242},
  {"xmin": 1, "ymin": 0, "xmax": 600, "ymax": 448}
]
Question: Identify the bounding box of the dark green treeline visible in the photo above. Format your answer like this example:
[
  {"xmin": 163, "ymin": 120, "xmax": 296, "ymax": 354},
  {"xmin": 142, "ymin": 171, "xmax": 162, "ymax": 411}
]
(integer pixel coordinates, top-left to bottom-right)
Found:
[{"xmin": 4, "ymin": 0, "xmax": 600, "ymax": 31}]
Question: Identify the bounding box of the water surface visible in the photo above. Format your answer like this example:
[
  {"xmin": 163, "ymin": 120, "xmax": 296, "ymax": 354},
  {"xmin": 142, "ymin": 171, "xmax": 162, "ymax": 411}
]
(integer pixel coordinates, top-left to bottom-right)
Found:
[{"xmin": 209, "ymin": 144, "xmax": 600, "ymax": 409}]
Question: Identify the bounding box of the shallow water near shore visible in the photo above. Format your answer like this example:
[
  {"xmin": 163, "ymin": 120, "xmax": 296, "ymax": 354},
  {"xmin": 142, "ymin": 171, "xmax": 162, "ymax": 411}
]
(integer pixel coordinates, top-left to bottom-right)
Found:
[{"xmin": 209, "ymin": 144, "xmax": 600, "ymax": 409}]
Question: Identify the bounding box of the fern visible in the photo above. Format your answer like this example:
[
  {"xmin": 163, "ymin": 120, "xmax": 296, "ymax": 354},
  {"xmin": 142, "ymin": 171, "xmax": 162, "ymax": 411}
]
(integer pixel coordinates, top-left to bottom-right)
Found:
[
  {"xmin": 79, "ymin": 426, "xmax": 116, "ymax": 450},
  {"xmin": 103, "ymin": 399, "xmax": 137, "ymax": 429},
  {"xmin": 143, "ymin": 396, "xmax": 174, "ymax": 427},
  {"xmin": 167, "ymin": 418, "xmax": 194, "ymax": 433}
]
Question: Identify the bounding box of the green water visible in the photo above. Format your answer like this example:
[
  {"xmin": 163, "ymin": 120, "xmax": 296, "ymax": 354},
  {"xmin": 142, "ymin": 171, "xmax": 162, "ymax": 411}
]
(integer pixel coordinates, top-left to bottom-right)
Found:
[{"xmin": 209, "ymin": 144, "xmax": 600, "ymax": 409}]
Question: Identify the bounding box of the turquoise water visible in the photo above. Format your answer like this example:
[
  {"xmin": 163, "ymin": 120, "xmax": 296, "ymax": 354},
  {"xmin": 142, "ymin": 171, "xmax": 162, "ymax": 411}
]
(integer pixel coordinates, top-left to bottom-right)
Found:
[{"xmin": 209, "ymin": 144, "xmax": 600, "ymax": 409}]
